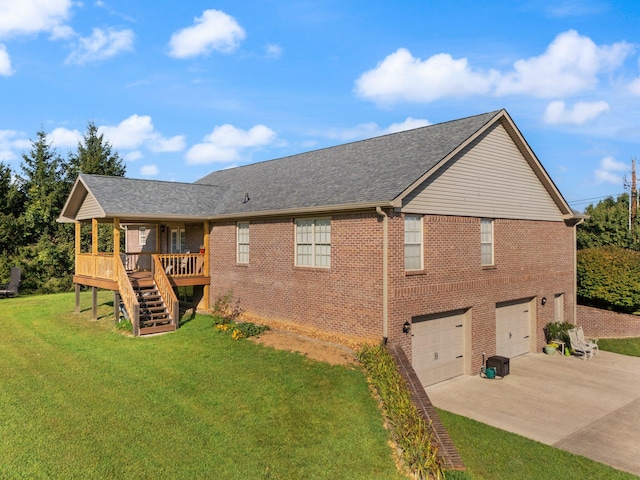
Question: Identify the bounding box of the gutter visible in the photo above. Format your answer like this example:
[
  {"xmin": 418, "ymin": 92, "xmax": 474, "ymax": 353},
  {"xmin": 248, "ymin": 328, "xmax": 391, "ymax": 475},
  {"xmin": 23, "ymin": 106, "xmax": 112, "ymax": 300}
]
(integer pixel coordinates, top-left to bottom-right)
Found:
[{"xmin": 376, "ymin": 206, "xmax": 389, "ymax": 342}]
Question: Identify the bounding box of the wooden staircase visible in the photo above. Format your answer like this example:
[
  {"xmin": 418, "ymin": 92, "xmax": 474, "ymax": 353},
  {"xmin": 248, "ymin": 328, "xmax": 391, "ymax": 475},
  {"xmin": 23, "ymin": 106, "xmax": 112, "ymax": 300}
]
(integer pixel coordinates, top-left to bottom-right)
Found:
[
  {"xmin": 135, "ymin": 283, "xmax": 176, "ymax": 334},
  {"xmin": 124, "ymin": 272, "xmax": 177, "ymax": 335}
]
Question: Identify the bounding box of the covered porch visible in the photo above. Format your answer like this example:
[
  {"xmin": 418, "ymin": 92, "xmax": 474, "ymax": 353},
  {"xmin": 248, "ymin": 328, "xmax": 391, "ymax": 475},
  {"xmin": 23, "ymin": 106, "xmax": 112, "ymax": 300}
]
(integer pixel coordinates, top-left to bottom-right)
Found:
[{"xmin": 58, "ymin": 175, "xmax": 220, "ymax": 336}]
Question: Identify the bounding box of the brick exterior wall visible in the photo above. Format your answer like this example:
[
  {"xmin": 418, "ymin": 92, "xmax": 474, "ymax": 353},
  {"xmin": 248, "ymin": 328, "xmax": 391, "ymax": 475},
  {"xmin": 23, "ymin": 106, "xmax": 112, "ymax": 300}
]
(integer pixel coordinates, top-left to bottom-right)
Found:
[
  {"xmin": 208, "ymin": 209, "xmax": 577, "ymax": 376},
  {"xmin": 388, "ymin": 214, "xmax": 575, "ymax": 374},
  {"xmin": 209, "ymin": 213, "xmax": 384, "ymax": 340},
  {"xmin": 577, "ymin": 305, "xmax": 640, "ymax": 338}
]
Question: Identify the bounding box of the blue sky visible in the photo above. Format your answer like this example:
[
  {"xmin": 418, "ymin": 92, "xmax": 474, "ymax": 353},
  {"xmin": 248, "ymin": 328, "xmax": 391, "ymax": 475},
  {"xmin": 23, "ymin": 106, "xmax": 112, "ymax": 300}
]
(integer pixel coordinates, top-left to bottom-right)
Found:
[{"xmin": 1, "ymin": 1, "xmax": 639, "ymax": 210}]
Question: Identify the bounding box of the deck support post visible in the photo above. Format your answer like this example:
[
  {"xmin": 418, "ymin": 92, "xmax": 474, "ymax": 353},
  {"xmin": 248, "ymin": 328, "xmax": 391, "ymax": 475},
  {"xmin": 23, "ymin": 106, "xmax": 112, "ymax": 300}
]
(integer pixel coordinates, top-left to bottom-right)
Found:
[
  {"xmin": 75, "ymin": 284, "xmax": 80, "ymax": 313},
  {"xmin": 92, "ymin": 286, "xmax": 97, "ymax": 320},
  {"xmin": 114, "ymin": 291, "xmax": 120, "ymax": 324},
  {"xmin": 203, "ymin": 220, "xmax": 210, "ymax": 311}
]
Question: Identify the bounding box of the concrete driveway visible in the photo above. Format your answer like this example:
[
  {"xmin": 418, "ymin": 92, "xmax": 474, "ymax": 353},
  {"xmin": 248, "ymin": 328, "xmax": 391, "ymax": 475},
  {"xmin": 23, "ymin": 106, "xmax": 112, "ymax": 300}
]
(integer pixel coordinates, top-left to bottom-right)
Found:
[{"xmin": 425, "ymin": 351, "xmax": 640, "ymax": 476}]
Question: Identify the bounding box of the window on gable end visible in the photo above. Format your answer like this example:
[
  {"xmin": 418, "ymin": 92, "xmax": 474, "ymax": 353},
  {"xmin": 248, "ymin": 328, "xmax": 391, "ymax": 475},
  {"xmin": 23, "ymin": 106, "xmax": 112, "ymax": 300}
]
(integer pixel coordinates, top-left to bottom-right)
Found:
[
  {"xmin": 404, "ymin": 214, "xmax": 423, "ymax": 271},
  {"xmin": 481, "ymin": 218, "xmax": 494, "ymax": 266},
  {"xmin": 237, "ymin": 222, "xmax": 249, "ymax": 264}
]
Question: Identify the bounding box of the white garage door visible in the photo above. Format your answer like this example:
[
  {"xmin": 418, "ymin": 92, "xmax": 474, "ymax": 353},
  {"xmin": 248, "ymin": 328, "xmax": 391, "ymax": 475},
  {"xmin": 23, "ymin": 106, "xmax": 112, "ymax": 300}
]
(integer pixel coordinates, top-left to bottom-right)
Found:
[
  {"xmin": 412, "ymin": 311, "xmax": 465, "ymax": 387},
  {"xmin": 496, "ymin": 299, "xmax": 531, "ymax": 358}
]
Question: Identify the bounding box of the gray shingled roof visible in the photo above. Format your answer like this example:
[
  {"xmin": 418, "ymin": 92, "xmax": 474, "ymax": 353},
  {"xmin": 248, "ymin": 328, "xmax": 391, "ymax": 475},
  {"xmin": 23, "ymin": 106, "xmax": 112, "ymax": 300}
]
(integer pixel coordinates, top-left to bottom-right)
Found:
[
  {"xmin": 79, "ymin": 175, "xmax": 227, "ymax": 218},
  {"xmin": 196, "ymin": 110, "xmax": 501, "ymax": 215},
  {"xmin": 61, "ymin": 110, "xmax": 503, "ymax": 220}
]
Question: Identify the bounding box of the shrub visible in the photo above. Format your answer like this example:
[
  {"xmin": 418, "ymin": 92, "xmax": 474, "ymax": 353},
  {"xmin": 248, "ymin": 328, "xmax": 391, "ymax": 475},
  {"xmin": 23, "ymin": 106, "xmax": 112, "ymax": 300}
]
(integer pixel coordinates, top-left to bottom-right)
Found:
[
  {"xmin": 577, "ymin": 246, "xmax": 640, "ymax": 313},
  {"xmin": 358, "ymin": 344, "xmax": 443, "ymax": 480},
  {"xmin": 211, "ymin": 291, "xmax": 269, "ymax": 339},
  {"xmin": 544, "ymin": 322, "xmax": 574, "ymax": 345}
]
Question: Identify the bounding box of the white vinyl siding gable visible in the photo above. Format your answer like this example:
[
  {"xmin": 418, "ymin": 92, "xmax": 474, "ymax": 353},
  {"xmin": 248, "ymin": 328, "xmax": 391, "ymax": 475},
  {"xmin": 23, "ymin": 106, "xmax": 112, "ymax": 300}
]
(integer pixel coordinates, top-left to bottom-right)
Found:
[
  {"xmin": 481, "ymin": 219, "xmax": 493, "ymax": 266},
  {"xmin": 237, "ymin": 222, "xmax": 249, "ymax": 264},
  {"xmin": 76, "ymin": 193, "xmax": 103, "ymax": 220},
  {"xmin": 404, "ymin": 215, "xmax": 423, "ymax": 270},
  {"xmin": 295, "ymin": 218, "xmax": 330, "ymax": 268},
  {"xmin": 402, "ymin": 123, "xmax": 564, "ymax": 221}
]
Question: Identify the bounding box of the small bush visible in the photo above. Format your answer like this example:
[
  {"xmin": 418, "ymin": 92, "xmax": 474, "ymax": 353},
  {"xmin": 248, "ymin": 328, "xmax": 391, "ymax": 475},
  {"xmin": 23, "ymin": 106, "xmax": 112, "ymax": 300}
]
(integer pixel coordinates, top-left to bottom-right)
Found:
[
  {"xmin": 115, "ymin": 318, "xmax": 132, "ymax": 332},
  {"xmin": 358, "ymin": 344, "xmax": 443, "ymax": 480},
  {"xmin": 544, "ymin": 322, "xmax": 574, "ymax": 345},
  {"xmin": 211, "ymin": 291, "xmax": 268, "ymax": 339}
]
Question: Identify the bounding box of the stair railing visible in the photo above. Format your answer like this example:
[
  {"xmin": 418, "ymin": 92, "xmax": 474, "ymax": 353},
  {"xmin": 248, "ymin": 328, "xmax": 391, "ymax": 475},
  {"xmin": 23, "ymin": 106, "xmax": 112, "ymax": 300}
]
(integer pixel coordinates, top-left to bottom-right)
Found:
[
  {"xmin": 116, "ymin": 255, "xmax": 140, "ymax": 335},
  {"xmin": 152, "ymin": 255, "xmax": 180, "ymax": 329}
]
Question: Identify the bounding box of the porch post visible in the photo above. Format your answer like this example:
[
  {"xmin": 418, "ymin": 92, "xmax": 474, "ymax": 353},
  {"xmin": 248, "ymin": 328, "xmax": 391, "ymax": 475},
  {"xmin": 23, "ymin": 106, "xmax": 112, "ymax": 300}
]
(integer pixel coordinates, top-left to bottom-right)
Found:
[
  {"xmin": 203, "ymin": 220, "xmax": 210, "ymax": 310},
  {"xmin": 75, "ymin": 221, "xmax": 81, "ymax": 269},
  {"xmin": 113, "ymin": 217, "xmax": 120, "ymax": 275},
  {"xmin": 92, "ymin": 218, "xmax": 98, "ymax": 256}
]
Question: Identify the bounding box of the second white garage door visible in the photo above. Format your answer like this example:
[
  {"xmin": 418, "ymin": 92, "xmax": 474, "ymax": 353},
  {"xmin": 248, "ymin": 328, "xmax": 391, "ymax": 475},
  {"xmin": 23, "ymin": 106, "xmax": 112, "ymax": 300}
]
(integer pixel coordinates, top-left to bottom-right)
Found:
[
  {"xmin": 496, "ymin": 299, "xmax": 532, "ymax": 358},
  {"xmin": 412, "ymin": 310, "xmax": 466, "ymax": 387}
]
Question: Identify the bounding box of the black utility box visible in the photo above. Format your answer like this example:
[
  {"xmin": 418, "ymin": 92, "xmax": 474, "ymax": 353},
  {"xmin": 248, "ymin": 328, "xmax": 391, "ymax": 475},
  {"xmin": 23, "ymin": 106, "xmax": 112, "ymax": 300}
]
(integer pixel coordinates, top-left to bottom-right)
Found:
[{"xmin": 486, "ymin": 355, "xmax": 510, "ymax": 377}]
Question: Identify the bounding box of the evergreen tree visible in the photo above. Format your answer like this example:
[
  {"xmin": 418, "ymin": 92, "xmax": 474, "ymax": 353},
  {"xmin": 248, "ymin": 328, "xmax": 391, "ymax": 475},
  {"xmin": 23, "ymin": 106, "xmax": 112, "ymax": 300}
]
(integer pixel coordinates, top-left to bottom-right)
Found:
[
  {"xmin": 67, "ymin": 121, "xmax": 125, "ymax": 179},
  {"xmin": 19, "ymin": 130, "xmax": 67, "ymax": 243}
]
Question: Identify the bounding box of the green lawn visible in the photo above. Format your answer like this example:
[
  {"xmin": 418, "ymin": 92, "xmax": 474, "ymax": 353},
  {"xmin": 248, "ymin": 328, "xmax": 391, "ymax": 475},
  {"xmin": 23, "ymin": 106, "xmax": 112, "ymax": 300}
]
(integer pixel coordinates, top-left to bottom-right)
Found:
[
  {"xmin": 438, "ymin": 410, "xmax": 637, "ymax": 479},
  {"xmin": 598, "ymin": 337, "xmax": 640, "ymax": 357},
  {"xmin": 0, "ymin": 291, "xmax": 404, "ymax": 480}
]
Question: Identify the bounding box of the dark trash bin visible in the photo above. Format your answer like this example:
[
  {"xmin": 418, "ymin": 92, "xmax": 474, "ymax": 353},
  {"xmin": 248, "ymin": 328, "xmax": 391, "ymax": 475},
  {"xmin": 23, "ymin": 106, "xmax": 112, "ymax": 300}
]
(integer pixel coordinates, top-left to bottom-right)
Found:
[{"xmin": 486, "ymin": 355, "xmax": 509, "ymax": 377}]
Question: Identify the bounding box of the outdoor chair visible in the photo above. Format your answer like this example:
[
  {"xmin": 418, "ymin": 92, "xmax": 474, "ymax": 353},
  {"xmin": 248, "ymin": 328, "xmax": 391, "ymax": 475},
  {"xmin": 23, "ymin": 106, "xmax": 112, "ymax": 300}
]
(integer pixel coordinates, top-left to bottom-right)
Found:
[
  {"xmin": 568, "ymin": 328, "xmax": 593, "ymax": 360},
  {"xmin": 0, "ymin": 267, "xmax": 21, "ymax": 298},
  {"xmin": 576, "ymin": 326, "xmax": 599, "ymax": 356}
]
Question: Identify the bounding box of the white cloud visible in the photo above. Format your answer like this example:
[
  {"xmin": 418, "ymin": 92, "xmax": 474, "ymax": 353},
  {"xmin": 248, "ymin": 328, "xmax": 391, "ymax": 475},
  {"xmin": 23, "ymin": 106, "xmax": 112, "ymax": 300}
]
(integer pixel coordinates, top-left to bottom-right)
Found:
[
  {"xmin": 495, "ymin": 30, "xmax": 631, "ymax": 97},
  {"xmin": 629, "ymin": 77, "xmax": 640, "ymax": 96},
  {"xmin": 98, "ymin": 114, "xmax": 186, "ymax": 153},
  {"xmin": 47, "ymin": 127, "xmax": 82, "ymax": 148},
  {"xmin": 0, "ymin": 0, "xmax": 74, "ymax": 39},
  {"xmin": 356, "ymin": 48, "xmax": 497, "ymax": 104},
  {"xmin": 65, "ymin": 28, "xmax": 134, "ymax": 65},
  {"xmin": 326, "ymin": 117, "xmax": 431, "ymax": 141},
  {"xmin": 356, "ymin": 30, "xmax": 633, "ymax": 104},
  {"xmin": 265, "ymin": 43, "xmax": 282, "ymax": 59},
  {"xmin": 125, "ymin": 151, "xmax": 142, "ymax": 161},
  {"xmin": 595, "ymin": 156, "xmax": 628, "ymax": 184},
  {"xmin": 0, "ymin": 129, "xmax": 29, "ymax": 161},
  {"xmin": 168, "ymin": 9, "xmax": 245, "ymax": 58},
  {"xmin": 543, "ymin": 100, "xmax": 610, "ymax": 125},
  {"xmin": 0, "ymin": 44, "xmax": 14, "ymax": 76},
  {"xmin": 386, "ymin": 117, "xmax": 431, "ymax": 133},
  {"xmin": 140, "ymin": 164, "xmax": 158, "ymax": 176},
  {"xmin": 186, "ymin": 124, "xmax": 277, "ymax": 165}
]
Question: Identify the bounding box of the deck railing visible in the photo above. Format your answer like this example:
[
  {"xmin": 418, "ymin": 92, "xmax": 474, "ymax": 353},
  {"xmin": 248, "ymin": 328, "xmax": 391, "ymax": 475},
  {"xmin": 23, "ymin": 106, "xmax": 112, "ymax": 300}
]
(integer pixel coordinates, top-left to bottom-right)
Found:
[
  {"xmin": 153, "ymin": 256, "xmax": 180, "ymax": 329},
  {"xmin": 115, "ymin": 256, "xmax": 140, "ymax": 335},
  {"xmin": 156, "ymin": 253, "xmax": 205, "ymax": 277},
  {"xmin": 78, "ymin": 252, "xmax": 206, "ymax": 281},
  {"xmin": 76, "ymin": 253, "xmax": 116, "ymax": 280}
]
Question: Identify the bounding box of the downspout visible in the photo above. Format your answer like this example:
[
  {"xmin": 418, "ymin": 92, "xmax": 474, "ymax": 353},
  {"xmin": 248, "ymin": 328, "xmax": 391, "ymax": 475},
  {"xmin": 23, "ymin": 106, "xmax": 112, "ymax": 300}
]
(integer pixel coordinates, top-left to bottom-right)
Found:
[{"xmin": 376, "ymin": 207, "xmax": 389, "ymax": 342}]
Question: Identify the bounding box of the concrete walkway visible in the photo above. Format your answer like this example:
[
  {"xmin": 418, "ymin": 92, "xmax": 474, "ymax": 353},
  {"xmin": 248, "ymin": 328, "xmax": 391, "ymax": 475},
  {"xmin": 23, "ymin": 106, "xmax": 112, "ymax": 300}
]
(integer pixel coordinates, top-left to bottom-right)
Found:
[{"xmin": 426, "ymin": 351, "xmax": 640, "ymax": 476}]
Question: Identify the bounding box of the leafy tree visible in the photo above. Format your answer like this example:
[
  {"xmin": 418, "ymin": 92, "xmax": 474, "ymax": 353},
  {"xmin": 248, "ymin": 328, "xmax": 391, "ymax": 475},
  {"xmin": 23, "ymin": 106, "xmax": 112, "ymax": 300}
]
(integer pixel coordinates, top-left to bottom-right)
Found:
[
  {"xmin": 576, "ymin": 194, "xmax": 640, "ymax": 250},
  {"xmin": 577, "ymin": 246, "xmax": 640, "ymax": 313}
]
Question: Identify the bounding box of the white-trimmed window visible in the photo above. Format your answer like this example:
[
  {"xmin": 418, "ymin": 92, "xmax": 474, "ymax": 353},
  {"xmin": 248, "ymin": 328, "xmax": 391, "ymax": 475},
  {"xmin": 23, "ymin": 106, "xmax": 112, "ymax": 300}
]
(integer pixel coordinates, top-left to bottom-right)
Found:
[
  {"xmin": 295, "ymin": 218, "xmax": 331, "ymax": 268},
  {"xmin": 404, "ymin": 215, "xmax": 423, "ymax": 271},
  {"xmin": 480, "ymin": 219, "xmax": 494, "ymax": 266},
  {"xmin": 236, "ymin": 222, "xmax": 249, "ymax": 264},
  {"xmin": 171, "ymin": 227, "xmax": 186, "ymax": 253}
]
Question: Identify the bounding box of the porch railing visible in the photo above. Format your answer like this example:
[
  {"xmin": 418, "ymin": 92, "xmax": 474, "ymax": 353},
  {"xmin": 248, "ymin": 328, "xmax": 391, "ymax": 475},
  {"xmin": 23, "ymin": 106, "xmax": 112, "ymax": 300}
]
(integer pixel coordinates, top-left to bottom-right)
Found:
[
  {"xmin": 153, "ymin": 256, "xmax": 180, "ymax": 329},
  {"xmin": 76, "ymin": 253, "xmax": 116, "ymax": 280},
  {"xmin": 156, "ymin": 253, "xmax": 205, "ymax": 277},
  {"xmin": 77, "ymin": 252, "xmax": 206, "ymax": 280},
  {"xmin": 115, "ymin": 256, "xmax": 140, "ymax": 336}
]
